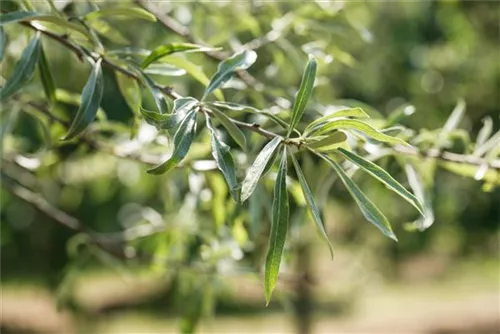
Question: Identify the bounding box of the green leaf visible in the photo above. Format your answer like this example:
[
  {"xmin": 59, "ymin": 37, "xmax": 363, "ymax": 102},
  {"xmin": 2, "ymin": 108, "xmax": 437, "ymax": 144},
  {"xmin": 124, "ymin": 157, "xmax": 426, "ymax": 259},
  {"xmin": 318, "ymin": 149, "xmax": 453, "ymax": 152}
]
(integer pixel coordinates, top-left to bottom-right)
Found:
[
  {"xmin": 0, "ymin": 33, "xmax": 41, "ymax": 101},
  {"xmin": 210, "ymin": 108, "xmax": 247, "ymax": 151},
  {"xmin": 115, "ymin": 71, "xmax": 141, "ymax": 116},
  {"xmin": 202, "ymin": 50, "xmax": 257, "ymax": 100},
  {"xmin": 144, "ymin": 64, "xmax": 186, "ymax": 77},
  {"xmin": 206, "ymin": 117, "xmax": 239, "ymax": 201},
  {"xmin": 404, "ymin": 163, "xmax": 435, "ymax": 231},
  {"xmin": 165, "ymin": 56, "xmax": 224, "ymax": 101},
  {"xmin": 207, "ymin": 101, "xmax": 291, "ymax": 131},
  {"xmin": 332, "ymin": 99, "xmax": 384, "ymax": 119},
  {"xmin": 138, "ymin": 70, "xmax": 170, "ymax": 115},
  {"xmin": 63, "ymin": 58, "xmax": 104, "ymax": 140},
  {"xmin": 304, "ymin": 107, "xmax": 369, "ymax": 135},
  {"xmin": 318, "ymin": 153, "xmax": 397, "ymax": 241},
  {"xmin": 0, "ymin": 11, "xmax": 90, "ymax": 39},
  {"xmin": 84, "ymin": 7, "xmax": 156, "ymax": 22},
  {"xmin": 141, "ymin": 43, "xmax": 218, "ymax": 69},
  {"xmin": 38, "ymin": 43, "xmax": 56, "ymax": 104},
  {"xmin": 475, "ymin": 117, "xmax": 493, "ymax": 153},
  {"xmin": 265, "ymin": 147, "xmax": 289, "ymax": 305},
  {"xmin": 147, "ymin": 110, "xmax": 198, "ymax": 175},
  {"xmin": 311, "ymin": 119, "xmax": 409, "ymax": 146},
  {"xmin": 287, "ymin": 54, "xmax": 317, "ymax": 136},
  {"xmin": 337, "ymin": 147, "xmax": 425, "ymax": 215},
  {"xmin": 141, "ymin": 97, "xmax": 198, "ymax": 130},
  {"xmin": 241, "ymin": 137, "xmax": 282, "ymax": 202},
  {"xmin": 88, "ymin": 19, "xmax": 129, "ymax": 44},
  {"xmin": 306, "ymin": 131, "xmax": 347, "ymax": 150},
  {"xmin": 290, "ymin": 153, "xmax": 334, "ymax": 258},
  {"xmin": 0, "ymin": 26, "xmax": 5, "ymax": 62}
]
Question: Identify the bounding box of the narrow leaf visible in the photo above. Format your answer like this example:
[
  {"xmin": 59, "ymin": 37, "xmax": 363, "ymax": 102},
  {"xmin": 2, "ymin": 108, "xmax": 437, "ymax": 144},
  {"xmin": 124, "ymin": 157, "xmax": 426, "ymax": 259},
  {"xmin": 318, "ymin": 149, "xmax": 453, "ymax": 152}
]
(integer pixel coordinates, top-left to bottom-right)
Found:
[
  {"xmin": 138, "ymin": 70, "xmax": 170, "ymax": 114},
  {"xmin": 0, "ymin": 11, "xmax": 90, "ymax": 38},
  {"xmin": 202, "ymin": 50, "xmax": 257, "ymax": 100},
  {"xmin": 38, "ymin": 43, "xmax": 56, "ymax": 104},
  {"xmin": 306, "ymin": 132, "xmax": 347, "ymax": 149},
  {"xmin": 147, "ymin": 111, "xmax": 198, "ymax": 175},
  {"xmin": 142, "ymin": 43, "xmax": 218, "ymax": 69},
  {"xmin": 63, "ymin": 58, "xmax": 104, "ymax": 140},
  {"xmin": 206, "ymin": 117, "xmax": 239, "ymax": 201},
  {"xmin": 287, "ymin": 54, "xmax": 317, "ymax": 136},
  {"xmin": 474, "ymin": 116, "xmax": 493, "ymax": 154},
  {"xmin": 265, "ymin": 147, "xmax": 289, "ymax": 305},
  {"xmin": 141, "ymin": 97, "xmax": 198, "ymax": 130},
  {"xmin": 89, "ymin": 19, "xmax": 129, "ymax": 44},
  {"xmin": 337, "ymin": 148, "xmax": 425, "ymax": 215},
  {"xmin": 405, "ymin": 163, "xmax": 435, "ymax": 231},
  {"xmin": 115, "ymin": 71, "xmax": 141, "ymax": 116},
  {"xmin": 241, "ymin": 137, "xmax": 282, "ymax": 202},
  {"xmin": 208, "ymin": 101, "xmax": 291, "ymax": 131},
  {"xmin": 84, "ymin": 7, "xmax": 156, "ymax": 22},
  {"xmin": 290, "ymin": 153, "xmax": 334, "ymax": 258},
  {"xmin": 311, "ymin": 119, "xmax": 409, "ymax": 146},
  {"xmin": 318, "ymin": 153, "xmax": 397, "ymax": 241},
  {"xmin": 144, "ymin": 63, "xmax": 186, "ymax": 77},
  {"xmin": 211, "ymin": 108, "xmax": 247, "ymax": 151},
  {"xmin": 304, "ymin": 107, "xmax": 369, "ymax": 135},
  {"xmin": 166, "ymin": 56, "xmax": 224, "ymax": 101},
  {"xmin": 0, "ymin": 33, "xmax": 41, "ymax": 101}
]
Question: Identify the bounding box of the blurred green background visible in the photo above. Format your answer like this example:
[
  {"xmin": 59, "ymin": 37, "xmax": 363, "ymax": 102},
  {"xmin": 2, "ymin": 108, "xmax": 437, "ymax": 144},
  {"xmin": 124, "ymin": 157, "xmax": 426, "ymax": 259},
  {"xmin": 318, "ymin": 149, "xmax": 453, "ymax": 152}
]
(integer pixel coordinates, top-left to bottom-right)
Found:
[{"xmin": 1, "ymin": 1, "xmax": 499, "ymax": 333}]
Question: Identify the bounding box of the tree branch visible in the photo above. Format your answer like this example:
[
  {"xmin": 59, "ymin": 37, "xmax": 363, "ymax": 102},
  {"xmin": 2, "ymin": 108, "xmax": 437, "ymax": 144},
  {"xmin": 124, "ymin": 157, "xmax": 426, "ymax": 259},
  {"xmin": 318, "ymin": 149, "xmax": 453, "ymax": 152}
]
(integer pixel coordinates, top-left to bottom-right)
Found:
[
  {"xmin": 392, "ymin": 145, "xmax": 500, "ymax": 170},
  {"xmin": 16, "ymin": 17, "xmax": 500, "ymax": 172}
]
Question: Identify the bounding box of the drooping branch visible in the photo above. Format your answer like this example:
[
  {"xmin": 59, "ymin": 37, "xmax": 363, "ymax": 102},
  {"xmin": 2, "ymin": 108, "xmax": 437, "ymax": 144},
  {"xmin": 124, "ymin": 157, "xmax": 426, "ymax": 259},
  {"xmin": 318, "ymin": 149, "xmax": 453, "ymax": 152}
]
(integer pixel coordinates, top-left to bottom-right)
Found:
[{"xmin": 15, "ymin": 18, "xmax": 500, "ymax": 172}]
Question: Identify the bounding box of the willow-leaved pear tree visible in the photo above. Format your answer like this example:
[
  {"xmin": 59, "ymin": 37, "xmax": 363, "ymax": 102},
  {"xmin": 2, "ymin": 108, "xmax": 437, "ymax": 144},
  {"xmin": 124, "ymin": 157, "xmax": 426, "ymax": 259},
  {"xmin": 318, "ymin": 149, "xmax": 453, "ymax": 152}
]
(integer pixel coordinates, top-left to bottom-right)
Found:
[{"xmin": 1, "ymin": 1, "xmax": 499, "ymax": 332}]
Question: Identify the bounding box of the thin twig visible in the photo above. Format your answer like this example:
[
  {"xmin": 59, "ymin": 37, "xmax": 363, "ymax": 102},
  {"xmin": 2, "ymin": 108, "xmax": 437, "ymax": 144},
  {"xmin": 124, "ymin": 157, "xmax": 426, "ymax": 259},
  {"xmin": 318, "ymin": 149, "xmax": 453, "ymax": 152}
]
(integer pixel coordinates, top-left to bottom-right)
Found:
[
  {"xmin": 392, "ymin": 145, "xmax": 500, "ymax": 170},
  {"xmin": 21, "ymin": 21, "xmax": 180, "ymax": 100}
]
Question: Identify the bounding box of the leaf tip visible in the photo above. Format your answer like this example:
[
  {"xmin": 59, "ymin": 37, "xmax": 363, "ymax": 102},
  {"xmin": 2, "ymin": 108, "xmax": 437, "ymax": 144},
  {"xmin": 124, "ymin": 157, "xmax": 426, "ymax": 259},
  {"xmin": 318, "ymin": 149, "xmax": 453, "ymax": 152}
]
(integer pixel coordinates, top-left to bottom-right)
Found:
[{"xmin": 388, "ymin": 231, "xmax": 398, "ymax": 242}]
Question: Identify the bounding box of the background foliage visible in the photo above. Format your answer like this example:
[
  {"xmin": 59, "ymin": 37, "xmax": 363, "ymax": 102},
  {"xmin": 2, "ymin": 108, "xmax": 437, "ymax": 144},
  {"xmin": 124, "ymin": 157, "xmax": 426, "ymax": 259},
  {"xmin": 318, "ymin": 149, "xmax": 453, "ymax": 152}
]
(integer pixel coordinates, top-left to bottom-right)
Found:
[{"xmin": 1, "ymin": 1, "xmax": 499, "ymax": 333}]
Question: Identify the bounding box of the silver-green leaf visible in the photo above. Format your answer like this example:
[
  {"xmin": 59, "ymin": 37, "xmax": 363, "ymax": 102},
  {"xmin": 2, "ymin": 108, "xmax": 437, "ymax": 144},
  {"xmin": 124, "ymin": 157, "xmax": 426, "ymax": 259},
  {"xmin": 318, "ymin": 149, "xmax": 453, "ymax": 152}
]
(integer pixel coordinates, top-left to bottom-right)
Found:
[
  {"xmin": 202, "ymin": 50, "xmax": 257, "ymax": 100},
  {"xmin": 311, "ymin": 119, "xmax": 409, "ymax": 146},
  {"xmin": 147, "ymin": 110, "xmax": 198, "ymax": 175},
  {"xmin": 208, "ymin": 101, "xmax": 291, "ymax": 130},
  {"xmin": 139, "ymin": 70, "xmax": 171, "ymax": 115},
  {"xmin": 0, "ymin": 12, "xmax": 90, "ymax": 39},
  {"xmin": 38, "ymin": 43, "xmax": 56, "ymax": 104},
  {"xmin": 318, "ymin": 153, "xmax": 397, "ymax": 241},
  {"xmin": 206, "ymin": 117, "xmax": 239, "ymax": 201},
  {"xmin": 290, "ymin": 153, "xmax": 334, "ymax": 258},
  {"xmin": 141, "ymin": 97, "xmax": 198, "ymax": 130},
  {"xmin": 337, "ymin": 148, "xmax": 425, "ymax": 215},
  {"xmin": 0, "ymin": 33, "xmax": 41, "ymax": 101},
  {"xmin": 265, "ymin": 147, "xmax": 289, "ymax": 305},
  {"xmin": 211, "ymin": 107, "xmax": 247, "ymax": 151},
  {"xmin": 141, "ymin": 43, "xmax": 217, "ymax": 69},
  {"xmin": 63, "ymin": 58, "xmax": 104, "ymax": 140},
  {"xmin": 287, "ymin": 54, "xmax": 317, "ymax": 136},
  {"xmin": 241, "ymin": 137, "xmax": 282, "ymax": 202},
  {"xmin": 84, "ymin": 7, "xmax": 156, "ymax": 22},
  {"xmin": 116, "ymin": 71, "xmax": 141, "ymax": 116},
  {"xmin": 304, "ymin": 107, "xmax": 369, "ymax": 135},
  {"xmin": 306, "ymin": 132, "xmax": 347, "ymax": 150}
]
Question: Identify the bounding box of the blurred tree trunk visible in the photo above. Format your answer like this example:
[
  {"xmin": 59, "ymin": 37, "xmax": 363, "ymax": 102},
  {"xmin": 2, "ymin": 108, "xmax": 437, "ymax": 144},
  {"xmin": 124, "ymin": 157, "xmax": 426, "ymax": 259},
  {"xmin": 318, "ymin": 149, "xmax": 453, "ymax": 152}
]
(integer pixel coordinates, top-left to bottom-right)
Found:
[{"xmin": 293, "ymin": 242, "xmax": 313, "ymax": 334}]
